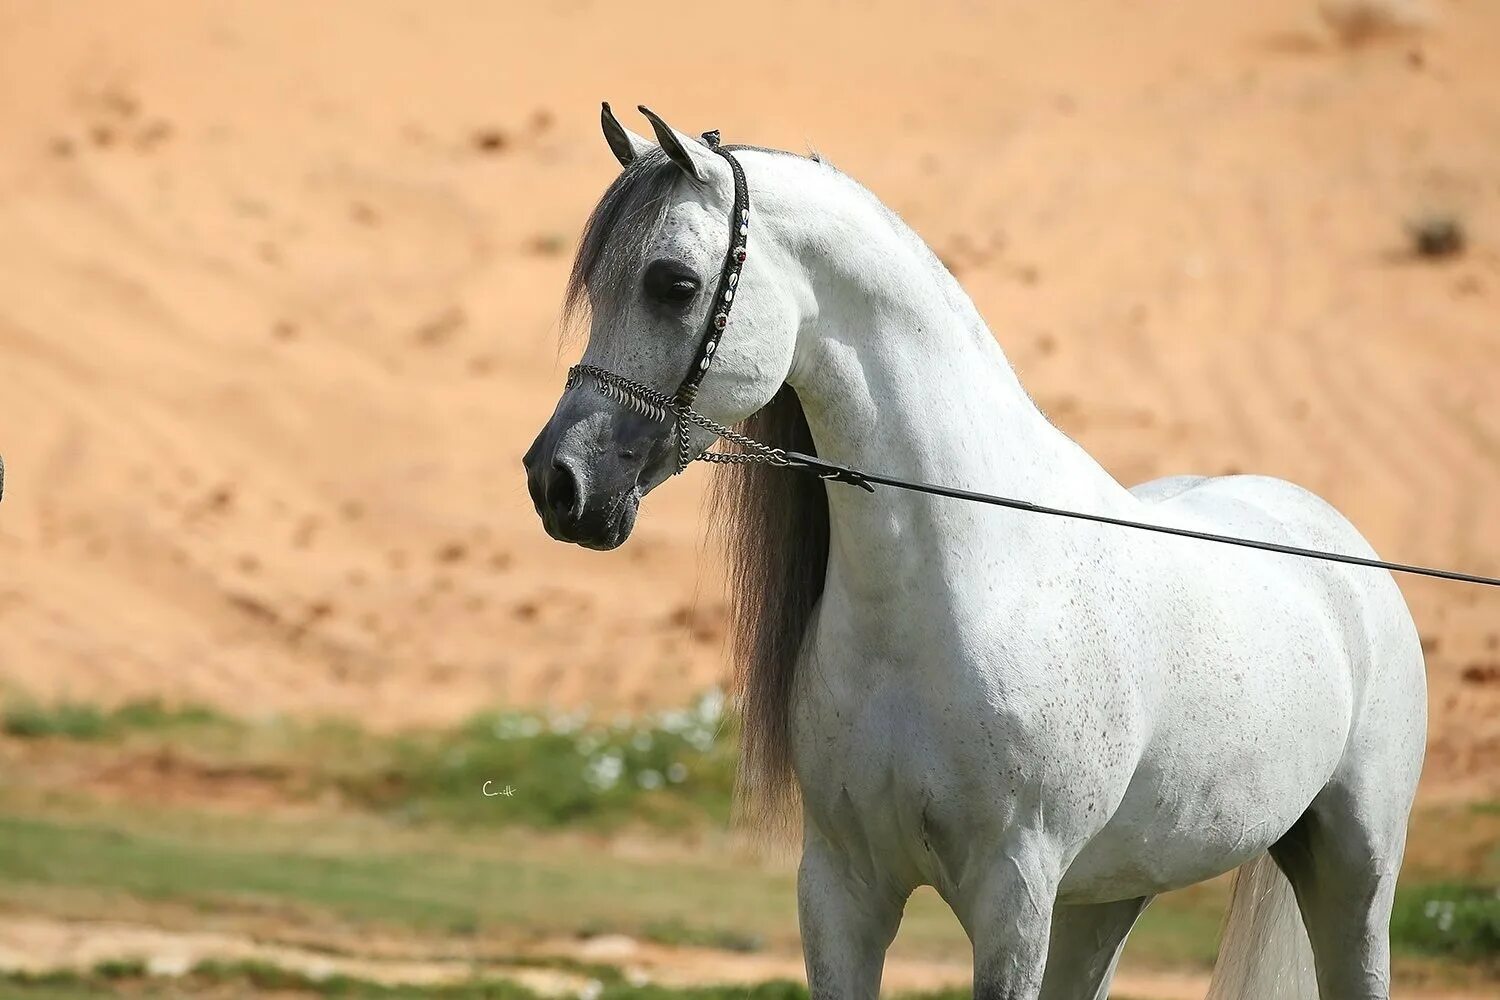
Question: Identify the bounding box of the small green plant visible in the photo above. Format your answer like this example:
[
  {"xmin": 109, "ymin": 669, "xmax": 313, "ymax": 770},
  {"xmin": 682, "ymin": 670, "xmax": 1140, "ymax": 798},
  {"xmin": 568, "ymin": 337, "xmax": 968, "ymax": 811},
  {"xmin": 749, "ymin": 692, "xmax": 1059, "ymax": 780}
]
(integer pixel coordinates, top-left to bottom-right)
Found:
[
  {"xmin": 90, "ymin": 958, "xmax": 147, "ymax": 980},
  {"xmin": 341, "ymin": 690, "xmax": 738, "ymax": 829},
  {"xmin": 108, "ymin": 697, "xmax": 224, "ymax": 731},
  {"xmin": 1391, "ymin": 884, "xmax": 1500, "ymax": 960},
  {"xmin": 2, "ymin": 701, "xmax": 109, "ymax": 740},
  {"xmin": 2, "ymin": 698, "xmax": 224, "ymax": 741}
]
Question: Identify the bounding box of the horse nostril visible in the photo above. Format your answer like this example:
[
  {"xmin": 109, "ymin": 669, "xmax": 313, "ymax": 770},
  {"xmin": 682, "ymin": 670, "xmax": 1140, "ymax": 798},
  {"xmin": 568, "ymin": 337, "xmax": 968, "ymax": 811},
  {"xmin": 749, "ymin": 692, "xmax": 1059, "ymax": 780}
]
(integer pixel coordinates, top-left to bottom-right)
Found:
[{"xmin": 546, "ymin": 459, "xmax": 580, "ymax": 519}]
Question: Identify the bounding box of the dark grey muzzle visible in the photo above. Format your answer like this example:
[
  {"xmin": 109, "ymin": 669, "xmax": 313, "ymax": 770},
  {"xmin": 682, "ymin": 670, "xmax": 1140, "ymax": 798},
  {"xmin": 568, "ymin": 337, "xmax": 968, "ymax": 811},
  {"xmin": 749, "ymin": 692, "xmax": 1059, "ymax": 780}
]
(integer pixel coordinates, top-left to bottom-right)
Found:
[{"xmin": 522, "ymin": 385, "xmax": 676, "ymax": 550}]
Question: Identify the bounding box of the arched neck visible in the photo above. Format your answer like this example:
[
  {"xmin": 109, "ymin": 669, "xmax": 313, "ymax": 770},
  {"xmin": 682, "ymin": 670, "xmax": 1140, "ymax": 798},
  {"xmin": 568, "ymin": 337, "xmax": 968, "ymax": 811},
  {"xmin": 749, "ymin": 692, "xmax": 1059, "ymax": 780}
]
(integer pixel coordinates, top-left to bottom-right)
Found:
[{"xmin": 766, "ymin": 162, "xmax": 1133, "ymax": 590}]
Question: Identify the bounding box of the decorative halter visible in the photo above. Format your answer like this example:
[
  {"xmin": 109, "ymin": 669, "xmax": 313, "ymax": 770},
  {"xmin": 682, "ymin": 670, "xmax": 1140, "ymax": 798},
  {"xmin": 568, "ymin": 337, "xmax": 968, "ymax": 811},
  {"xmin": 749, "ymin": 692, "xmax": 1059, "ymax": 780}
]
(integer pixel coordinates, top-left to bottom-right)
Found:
[{"xmin": 566, "ymin": 131, "xmax": 792, "ymax": 477}]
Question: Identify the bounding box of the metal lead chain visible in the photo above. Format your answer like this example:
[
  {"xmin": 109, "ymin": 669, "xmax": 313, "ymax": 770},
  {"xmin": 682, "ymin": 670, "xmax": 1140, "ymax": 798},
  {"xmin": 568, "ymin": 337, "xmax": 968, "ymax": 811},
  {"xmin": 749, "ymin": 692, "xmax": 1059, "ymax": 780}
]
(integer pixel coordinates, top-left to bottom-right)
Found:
[
  {"xmin": 566, "ymin": 364, "xmax": 790, "ymax": 473},
  {"xmin": 562, "ymin": 365, "xmax": 1500, "ymax": 588}
]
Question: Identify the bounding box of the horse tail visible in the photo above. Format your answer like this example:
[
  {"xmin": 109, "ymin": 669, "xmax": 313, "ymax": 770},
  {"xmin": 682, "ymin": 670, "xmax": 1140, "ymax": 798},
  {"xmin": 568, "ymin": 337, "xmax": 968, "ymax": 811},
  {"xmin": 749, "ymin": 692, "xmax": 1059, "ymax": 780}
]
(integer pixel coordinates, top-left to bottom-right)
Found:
[{"xmin": 1204, "ymin": 853, "xmax": 1318, "ymax": 1000}]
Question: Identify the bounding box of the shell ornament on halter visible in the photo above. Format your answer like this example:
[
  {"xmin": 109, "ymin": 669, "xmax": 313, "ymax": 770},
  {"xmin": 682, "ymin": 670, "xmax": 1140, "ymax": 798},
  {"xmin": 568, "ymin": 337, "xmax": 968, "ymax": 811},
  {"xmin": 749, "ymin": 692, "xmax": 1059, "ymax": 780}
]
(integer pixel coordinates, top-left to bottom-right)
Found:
[{"xmin": 567, "ymin": 130, "xmax": 755, "ymax": 476}]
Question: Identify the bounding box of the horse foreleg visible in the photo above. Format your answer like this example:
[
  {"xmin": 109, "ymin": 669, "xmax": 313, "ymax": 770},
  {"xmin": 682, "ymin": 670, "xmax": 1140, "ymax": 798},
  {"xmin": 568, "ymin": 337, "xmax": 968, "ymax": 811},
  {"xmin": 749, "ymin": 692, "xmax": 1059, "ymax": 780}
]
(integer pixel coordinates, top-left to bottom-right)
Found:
[
  {"xmin": 958, "ymin": 845, "xmax": 1062, "ymax": 1000},
  {"xmin": 797, "ymin": 834, "xmax": 904, "ymax": 1000},
  {"xmin": 1038, "ymin": 896, "xmax": 1153, "ymax": 1000}
]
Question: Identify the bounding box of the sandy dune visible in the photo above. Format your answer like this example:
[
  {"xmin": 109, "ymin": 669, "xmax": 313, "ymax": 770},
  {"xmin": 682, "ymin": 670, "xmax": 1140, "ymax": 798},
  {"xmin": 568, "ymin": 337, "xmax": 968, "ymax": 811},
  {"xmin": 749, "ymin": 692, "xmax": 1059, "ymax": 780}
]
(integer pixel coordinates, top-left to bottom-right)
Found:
[{"xmin": 0, "ymin": 0, "xmax": 1496, "ymax": 796}]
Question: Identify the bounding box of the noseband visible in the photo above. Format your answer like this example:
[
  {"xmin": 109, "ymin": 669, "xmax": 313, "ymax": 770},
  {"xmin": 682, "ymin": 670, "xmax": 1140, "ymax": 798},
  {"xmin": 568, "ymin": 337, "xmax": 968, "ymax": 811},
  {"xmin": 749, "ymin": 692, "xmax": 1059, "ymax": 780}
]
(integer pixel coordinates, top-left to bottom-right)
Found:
[{"xmin": 566, "ymin": 131, "xmax": 781, "ymax": 477}]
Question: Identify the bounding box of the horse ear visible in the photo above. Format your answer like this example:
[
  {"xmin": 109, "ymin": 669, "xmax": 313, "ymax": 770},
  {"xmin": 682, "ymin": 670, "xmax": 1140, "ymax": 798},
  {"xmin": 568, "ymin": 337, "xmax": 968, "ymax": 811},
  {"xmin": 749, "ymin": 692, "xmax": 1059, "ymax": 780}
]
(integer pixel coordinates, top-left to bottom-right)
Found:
[
  {"xmin": 637, "ymin": 105, "xmax": 715, "ymax": 184},
  {"xmin": 601, "ymin": 102, "xmax": 653, "ymax": 167}
]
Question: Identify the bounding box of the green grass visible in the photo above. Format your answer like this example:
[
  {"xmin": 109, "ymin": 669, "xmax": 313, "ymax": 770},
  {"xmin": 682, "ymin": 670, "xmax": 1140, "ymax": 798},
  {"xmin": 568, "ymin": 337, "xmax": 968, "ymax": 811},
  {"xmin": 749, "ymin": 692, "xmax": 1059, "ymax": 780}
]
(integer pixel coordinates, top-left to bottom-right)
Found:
[
  {"xmin": 0, "ymin": 804, "xmax": 1215, "ymax": 970},
  {"xmin": 0, "ymin": 960, "xmax": 837, "ymax": 999},
  {"xmin": 0, "ymin": 802, "xmax": 1488, "ymax": 975},
  {"xmin": 2, "ymin": 698, "xmax": 226, "ymax": 741},
  {"xmin": 0, "ymin": 809, "xmax": 816, "ymax": 949},
  {"xmin": 642, "ymin": 915, "xmax": 766, "ymax": 953},
  {"xmin": 0, "ymin": 958, "xmax": 572, "ymax": 998},
  {"xmin": 0, "ymin": 694, "xmax": 738, "ymax": 832},
  {"xmin": 0, "ymin": 959, "xmax": 1178, "ymax": 1000},
  {"xmin": 1392, "ymin": 884, "xmax": 1500, "ymax": 961},
  {"xmin": 337, "ymin": 695, "xmax": 739, "ymax": 829},
  {"xmin": 1129, "ymin": 882, "xmax": 1225, "ymax": 967},
  {"xmin": 0, "ymin": 699, "xmax": 1494, "ymax": 987},
  {"xmin": 2, "ymin": 702, "xmax": 112, "ymax": 740}
]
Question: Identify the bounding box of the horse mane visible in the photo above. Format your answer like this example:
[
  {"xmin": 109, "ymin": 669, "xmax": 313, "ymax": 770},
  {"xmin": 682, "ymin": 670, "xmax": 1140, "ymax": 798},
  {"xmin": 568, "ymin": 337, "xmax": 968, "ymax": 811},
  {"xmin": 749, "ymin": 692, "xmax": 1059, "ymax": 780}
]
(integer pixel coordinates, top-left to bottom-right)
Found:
[
  {"xmin": 707, "ymin": 386, "xmax": 826, "ymax": 830},
  {"xmin": 564, "ymin": 147, "xmax": 829, "ymax": 831}
]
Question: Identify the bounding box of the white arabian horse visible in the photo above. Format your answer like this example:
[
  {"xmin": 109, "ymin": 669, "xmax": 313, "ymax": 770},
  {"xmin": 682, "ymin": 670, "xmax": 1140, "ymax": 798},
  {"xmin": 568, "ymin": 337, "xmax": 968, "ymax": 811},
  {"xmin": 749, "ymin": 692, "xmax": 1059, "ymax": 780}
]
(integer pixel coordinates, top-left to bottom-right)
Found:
[{"xmin": 523, "ymin": 106, "xmax": 1427, "ymax": 999}]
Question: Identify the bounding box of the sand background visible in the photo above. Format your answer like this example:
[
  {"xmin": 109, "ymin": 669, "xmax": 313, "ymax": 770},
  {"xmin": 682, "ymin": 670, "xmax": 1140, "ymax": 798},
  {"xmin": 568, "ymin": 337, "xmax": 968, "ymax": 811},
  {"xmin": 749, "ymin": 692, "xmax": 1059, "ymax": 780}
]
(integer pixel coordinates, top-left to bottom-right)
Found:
[{"xmin": 0, "ymin": 0, "xmax": 1496, "ymax": 798}]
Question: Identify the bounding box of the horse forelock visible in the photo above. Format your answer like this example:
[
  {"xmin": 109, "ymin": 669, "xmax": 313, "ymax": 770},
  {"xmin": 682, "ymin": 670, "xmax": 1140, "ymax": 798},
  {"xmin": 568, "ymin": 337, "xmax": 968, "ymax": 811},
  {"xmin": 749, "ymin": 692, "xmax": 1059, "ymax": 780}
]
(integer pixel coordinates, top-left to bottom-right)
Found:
[
  {"xmin": 562, "ymin": 149, "xmax": 681, "ymax": 330},
  {"xmin": 564, "ymin": 145, "xmax": 830, "ymax": 335}
]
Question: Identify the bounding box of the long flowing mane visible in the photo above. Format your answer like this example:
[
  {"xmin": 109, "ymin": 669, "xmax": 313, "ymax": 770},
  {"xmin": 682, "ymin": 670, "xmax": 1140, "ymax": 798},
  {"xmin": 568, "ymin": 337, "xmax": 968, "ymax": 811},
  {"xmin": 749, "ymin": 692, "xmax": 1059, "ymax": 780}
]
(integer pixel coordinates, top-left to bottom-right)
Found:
[
  {"xmin": 707, "ymin": 387, "xmax": 826, "ymax": 829},
  {"xmin": 564, "ymin": 150, "xmax": 828, "ymax": 829}
]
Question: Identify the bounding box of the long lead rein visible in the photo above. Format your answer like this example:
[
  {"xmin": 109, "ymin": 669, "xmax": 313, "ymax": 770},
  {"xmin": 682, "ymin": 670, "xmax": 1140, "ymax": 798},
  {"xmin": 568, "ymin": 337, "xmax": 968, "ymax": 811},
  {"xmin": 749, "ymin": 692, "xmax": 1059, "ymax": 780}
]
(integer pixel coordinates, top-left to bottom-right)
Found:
[
  {"xmin": 569, "ymin": 127, "xmax": 1500, "ymax": 590},
  {"xmin": 567, "ymin": 364, "xmax": 1500, "ymax": 589},
  {"xmin": 779, "ymin": 450, "xmax": 1500, "ymax": 589}
]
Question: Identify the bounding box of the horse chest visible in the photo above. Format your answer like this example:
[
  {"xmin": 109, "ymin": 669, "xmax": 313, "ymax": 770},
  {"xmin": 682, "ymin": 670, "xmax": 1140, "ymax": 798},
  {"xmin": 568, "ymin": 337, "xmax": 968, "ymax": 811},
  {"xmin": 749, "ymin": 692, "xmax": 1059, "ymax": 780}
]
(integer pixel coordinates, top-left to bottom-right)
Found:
[
  {"xmin": 790, "ymin": 668, "xmax": 1043, "ymax": 892},
  {"xmin": 791, "ymin": 582, "xmax": 1152, "ymax": 894}
]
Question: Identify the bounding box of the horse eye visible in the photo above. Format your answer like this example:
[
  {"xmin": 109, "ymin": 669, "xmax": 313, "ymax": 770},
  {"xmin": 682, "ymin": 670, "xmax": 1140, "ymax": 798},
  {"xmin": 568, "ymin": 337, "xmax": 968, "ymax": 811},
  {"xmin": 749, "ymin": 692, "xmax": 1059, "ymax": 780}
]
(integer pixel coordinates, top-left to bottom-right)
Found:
[{"xmin": 643, "ymin": 260, "xmax": 700, "ymax": 307}]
